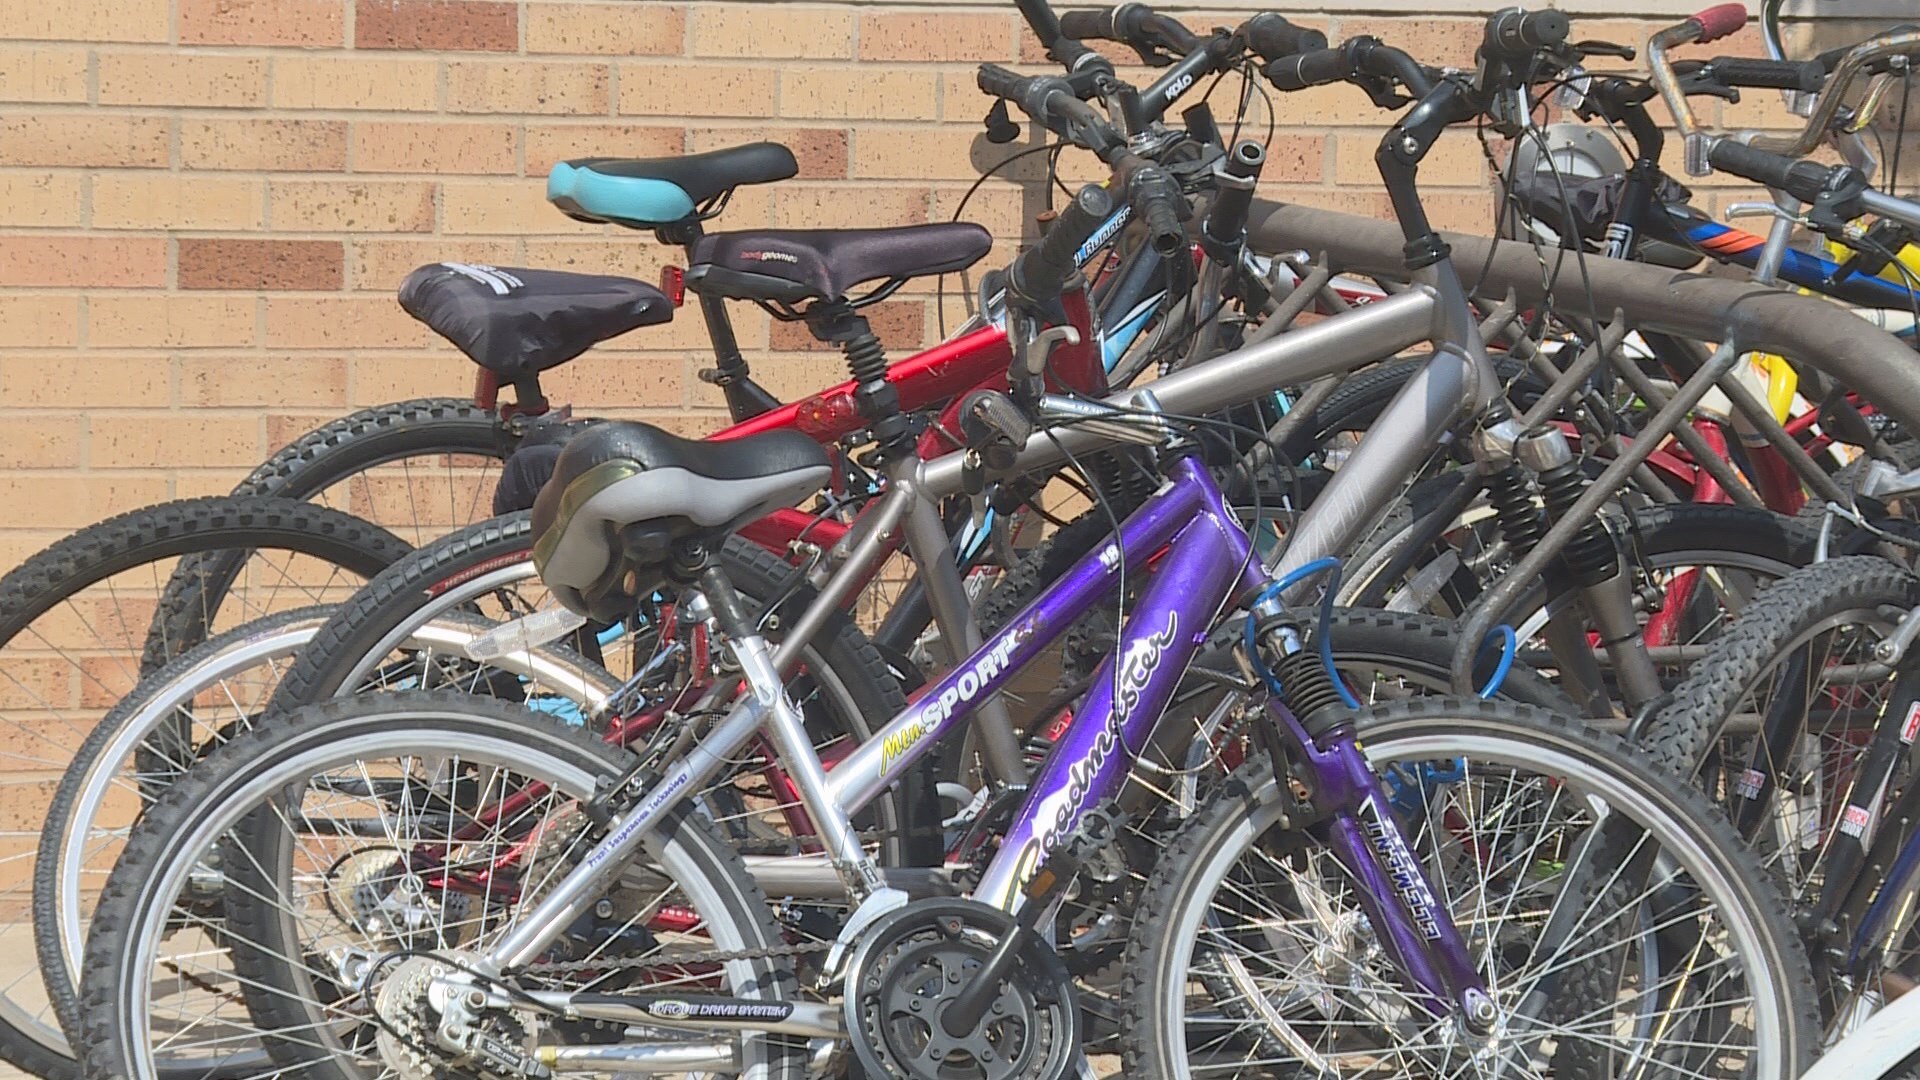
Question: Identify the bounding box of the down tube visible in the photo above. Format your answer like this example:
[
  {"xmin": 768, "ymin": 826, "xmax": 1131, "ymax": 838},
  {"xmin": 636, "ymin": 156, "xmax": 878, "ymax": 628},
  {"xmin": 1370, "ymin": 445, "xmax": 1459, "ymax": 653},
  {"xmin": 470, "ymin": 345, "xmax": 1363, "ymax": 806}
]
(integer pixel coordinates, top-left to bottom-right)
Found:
[
  {"xmin": 975, "ymin": 489, "xmax": 1256, "ymax": 911},
  {"xmin": 823, "ymin": 466, "xmax": 1213, "ymax": 815}
]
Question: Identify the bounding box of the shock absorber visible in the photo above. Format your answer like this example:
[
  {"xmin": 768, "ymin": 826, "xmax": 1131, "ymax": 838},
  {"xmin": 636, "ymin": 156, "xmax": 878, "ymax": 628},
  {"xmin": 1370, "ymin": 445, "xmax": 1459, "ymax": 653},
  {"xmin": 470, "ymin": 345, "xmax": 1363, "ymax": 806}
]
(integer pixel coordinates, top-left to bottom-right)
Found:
[
  {"xmin": 1517, "ymin": 425, "xmax": 1617, "ymax": 586},
  {"xmin": 808, "ymin": 302, "xmax": 913, "ymax": 460},
  {"xmin": 1485, "ymin": 462, "xmax": 1546, "ymax": 556},
  {"xmin": 1249, "ymin": 602, "xmax": 1351, "ymax": 743}
]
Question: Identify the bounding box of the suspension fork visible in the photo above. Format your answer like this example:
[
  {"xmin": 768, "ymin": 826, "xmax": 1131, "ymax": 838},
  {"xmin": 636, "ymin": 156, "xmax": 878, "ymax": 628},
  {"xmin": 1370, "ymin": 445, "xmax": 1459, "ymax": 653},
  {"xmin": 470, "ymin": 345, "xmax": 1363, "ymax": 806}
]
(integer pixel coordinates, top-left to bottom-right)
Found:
[{"xmin": 1272, "ymin": 702, "xmax": 1496, "ymax": 1028}]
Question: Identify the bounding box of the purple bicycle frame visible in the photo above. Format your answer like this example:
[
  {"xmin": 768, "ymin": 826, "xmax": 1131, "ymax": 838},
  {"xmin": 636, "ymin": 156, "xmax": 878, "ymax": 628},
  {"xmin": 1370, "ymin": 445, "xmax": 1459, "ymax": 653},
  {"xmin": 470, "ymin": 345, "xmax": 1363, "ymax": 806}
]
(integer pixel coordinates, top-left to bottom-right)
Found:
[{"xmin": 820, "ymin": 452, "xmax": 1489, "ymax": 1019}]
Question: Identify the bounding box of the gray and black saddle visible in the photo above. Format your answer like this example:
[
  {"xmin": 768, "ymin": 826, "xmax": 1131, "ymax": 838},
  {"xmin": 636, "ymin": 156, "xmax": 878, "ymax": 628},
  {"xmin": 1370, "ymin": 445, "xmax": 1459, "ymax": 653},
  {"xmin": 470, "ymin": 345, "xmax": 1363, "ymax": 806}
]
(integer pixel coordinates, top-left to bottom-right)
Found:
[{"xmin": 531, "ymin": 420, "xmax": 828, "ymax": 620}]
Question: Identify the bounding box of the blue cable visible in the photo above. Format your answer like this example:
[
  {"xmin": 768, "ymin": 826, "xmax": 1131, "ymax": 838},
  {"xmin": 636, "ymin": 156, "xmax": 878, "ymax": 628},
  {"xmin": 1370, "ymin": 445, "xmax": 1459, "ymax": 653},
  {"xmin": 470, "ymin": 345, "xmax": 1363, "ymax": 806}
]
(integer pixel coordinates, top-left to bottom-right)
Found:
[
  {"xmin": 1242, "ymin": 557, "xmax": 1362, "ymax": 708},
  {"xmin": 1477, "ymin": 625, "xmax": 1518, "ymax": 699}
]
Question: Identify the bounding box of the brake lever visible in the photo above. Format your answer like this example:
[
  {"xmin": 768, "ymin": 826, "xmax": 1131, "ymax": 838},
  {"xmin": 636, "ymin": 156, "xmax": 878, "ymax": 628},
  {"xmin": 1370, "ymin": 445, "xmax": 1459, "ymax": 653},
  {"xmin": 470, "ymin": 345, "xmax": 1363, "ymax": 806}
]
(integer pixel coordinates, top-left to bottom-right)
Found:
[
  {"xmin": 1572, "ymin": 39, "xmax": 1635, "ymax": 61},
  {"xmin": 1675, "ymin": 65, "xmax": 1740, "ymax": 103},
  {"xmin": 1355, "ymin": 72, "xmax": 1411, "ymax": 110}
]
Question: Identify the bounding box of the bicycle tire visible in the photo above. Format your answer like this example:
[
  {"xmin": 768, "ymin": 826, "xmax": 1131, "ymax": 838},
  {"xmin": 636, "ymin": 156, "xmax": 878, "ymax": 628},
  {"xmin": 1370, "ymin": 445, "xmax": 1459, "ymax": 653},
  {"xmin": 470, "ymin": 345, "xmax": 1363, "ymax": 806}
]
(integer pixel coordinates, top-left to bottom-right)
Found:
[
  {"xmin": 1639, "ymin": 555, "xmax": 1920, "ymax": 779},
  {"xmin": 1119, "ymin": 696, "xmax": 1820, "ymax": 1080},
  {"xmin": 155, "ymin": 399, "xmax": 510, "ymax": 664},
  {"xmin": 0, "ymin": 496, "xmax": 408, "ymax": 1080},
  {"xmin": 268, "ymin": 512, "xmax": 931, "ymax": 867},
  {"xmin": 78, "ymin": 691, "xmax": 807, "ymax": 1080},
  {"xmin": 35, "ymin": 605, "xmax": 336, "ymax": 1045}
]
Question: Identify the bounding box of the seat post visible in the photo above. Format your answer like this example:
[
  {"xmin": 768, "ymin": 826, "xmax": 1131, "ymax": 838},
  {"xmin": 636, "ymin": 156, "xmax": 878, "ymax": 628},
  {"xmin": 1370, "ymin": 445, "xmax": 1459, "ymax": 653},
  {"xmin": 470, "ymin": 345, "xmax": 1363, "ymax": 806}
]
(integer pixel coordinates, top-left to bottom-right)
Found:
[
  {"xmin": 660, "ymin": 217, "xmax": 778, "ymax": 423},
  {"xmin": 807, "ymin": 301, "xmax": 913, "ymax": 461}
]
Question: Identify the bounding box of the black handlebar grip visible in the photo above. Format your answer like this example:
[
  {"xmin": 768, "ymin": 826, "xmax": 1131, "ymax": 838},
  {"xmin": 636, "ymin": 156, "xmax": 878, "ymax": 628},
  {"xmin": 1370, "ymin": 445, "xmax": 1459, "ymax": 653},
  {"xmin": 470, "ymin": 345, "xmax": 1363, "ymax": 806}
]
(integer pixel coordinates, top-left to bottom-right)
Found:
[
  {"xmin": 1245, "ymin": 13, "xmax": 1328, "ymax": 61},
  {"xmin": 1265, "ymin": 46, "xmax": 1350, "ymax": 91},
  {"xmin": 1707, "ymin": 140, "xmax": 1837, "ymax": 203},
  {"xmin": 1011, "ymin": 184, "xmax": 1115, "ymax": 306},
  {"xmin": 1057, "ymin": 6, "xmax": 1120, "ymax": 41},
  {"xmin": 1204, "ymin": 140, "xmax": 1267, "ymax": 249},
  {"xmin": 1485, "ymin": 7, "xmax": 1571, "ymax": 59},
  {"xmin": 1708, "ymin": 57, "xmax": 1826, "ymax": 92},
  {"xmin": 977, "ymin": 63, "xmax": 1027, "ymax": 100}
]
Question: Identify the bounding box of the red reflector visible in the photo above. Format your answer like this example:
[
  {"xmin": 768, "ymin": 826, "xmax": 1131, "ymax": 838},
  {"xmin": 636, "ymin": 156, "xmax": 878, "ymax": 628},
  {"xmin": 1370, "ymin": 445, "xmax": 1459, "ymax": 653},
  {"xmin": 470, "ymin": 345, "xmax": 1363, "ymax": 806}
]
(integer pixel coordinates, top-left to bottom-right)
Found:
[{"xmin": 659, "ymin": 265, "xmax": 686, "ymax": 307}]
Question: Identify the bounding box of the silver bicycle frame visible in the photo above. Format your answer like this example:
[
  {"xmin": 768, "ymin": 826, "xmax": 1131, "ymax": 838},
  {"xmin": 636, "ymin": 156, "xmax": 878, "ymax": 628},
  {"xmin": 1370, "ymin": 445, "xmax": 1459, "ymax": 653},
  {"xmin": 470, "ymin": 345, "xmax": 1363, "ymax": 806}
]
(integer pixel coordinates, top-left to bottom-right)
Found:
[{"xmin": 475, "ymin": 279, "xmax": 1472, "ymax": 989}]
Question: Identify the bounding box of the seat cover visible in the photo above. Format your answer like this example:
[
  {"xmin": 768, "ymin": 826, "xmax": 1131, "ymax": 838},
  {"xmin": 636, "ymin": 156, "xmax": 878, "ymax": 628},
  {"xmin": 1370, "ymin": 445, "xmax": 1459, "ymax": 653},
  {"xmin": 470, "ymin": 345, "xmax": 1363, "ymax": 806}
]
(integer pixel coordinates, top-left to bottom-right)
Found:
[
  {"xmin": 685, "ymin": 222, "xmax": 994, "ymax": 304},
  {"xmin": 399, "ymin": 263, "xmax": 673, "ymax": 378},
  {"xmin": 532, "ymin": 421, "xmax": 830, "ymax": 619},
  {"xmin": 547, "ymin": 142, "xmax": 799, "ymax": 228}
]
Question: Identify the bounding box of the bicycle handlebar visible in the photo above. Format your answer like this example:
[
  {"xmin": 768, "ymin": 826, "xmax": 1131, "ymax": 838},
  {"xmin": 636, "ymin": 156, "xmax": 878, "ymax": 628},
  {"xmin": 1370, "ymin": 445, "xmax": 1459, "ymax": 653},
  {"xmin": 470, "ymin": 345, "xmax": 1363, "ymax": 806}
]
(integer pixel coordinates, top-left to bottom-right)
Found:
[
  {"xmin": 1706, "ymin": 56, "xmax": 1826, "ymax": 92},
  {"xmin": 1705, "ymin": 139, "xmax": 1840, "ymax": 203},
  {"xmin": 1245, "ymin": 12, "xmax": 1328, "ymax": 61},
  {"xmin": 1483, "ymin": 7, "xmax": 1571, "ymax": 60}
]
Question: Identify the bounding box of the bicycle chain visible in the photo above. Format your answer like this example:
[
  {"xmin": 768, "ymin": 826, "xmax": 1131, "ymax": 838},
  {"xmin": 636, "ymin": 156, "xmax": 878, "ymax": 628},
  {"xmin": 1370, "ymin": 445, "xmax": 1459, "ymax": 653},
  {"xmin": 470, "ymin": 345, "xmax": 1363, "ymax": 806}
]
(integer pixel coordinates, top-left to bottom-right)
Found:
[{"xmin": 522, "ymin": 937, "xmax": 832, "ymax": 976}]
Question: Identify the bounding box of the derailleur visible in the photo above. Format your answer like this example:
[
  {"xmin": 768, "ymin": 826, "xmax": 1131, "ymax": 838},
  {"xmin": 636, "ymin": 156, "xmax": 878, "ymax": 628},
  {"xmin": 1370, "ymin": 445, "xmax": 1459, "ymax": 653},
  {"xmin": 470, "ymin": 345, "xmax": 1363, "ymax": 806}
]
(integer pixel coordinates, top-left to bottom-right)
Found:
[{"xmin": 375, "ymin": 955, "xmax": 549, "ymax": 1080}]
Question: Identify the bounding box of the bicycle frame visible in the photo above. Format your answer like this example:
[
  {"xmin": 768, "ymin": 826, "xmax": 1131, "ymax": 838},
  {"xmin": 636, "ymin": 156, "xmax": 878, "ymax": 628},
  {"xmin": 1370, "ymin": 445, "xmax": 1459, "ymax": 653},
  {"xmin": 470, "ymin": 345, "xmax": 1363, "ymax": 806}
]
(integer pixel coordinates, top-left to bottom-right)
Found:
[{"xmin": 426, "ymin": 274, "xmax": 1523, "ymax": 1039}]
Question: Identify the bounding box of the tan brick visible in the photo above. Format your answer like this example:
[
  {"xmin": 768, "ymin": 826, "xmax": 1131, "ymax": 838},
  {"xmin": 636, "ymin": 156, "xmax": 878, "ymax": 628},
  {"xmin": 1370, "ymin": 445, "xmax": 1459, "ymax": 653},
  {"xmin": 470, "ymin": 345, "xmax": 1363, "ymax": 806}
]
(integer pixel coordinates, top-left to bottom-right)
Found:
[
  {"xmin": 442, "ymin": 181, "xmax": 568, "ymax": 234},
  {"xmin": 0, "ymin": 114, "xmax": 170, "ymax": 168},
  {"xmin": 0, "ymin": 355, "xmax": 171, "ymax": 406},
  {"xmin": 182, "ymin": 0, "xmax": 345, "ymax": 46},
  {"xmin": 179, "ymin": 239, "xmax": 344, "ymax": 291},
  {"xmin": 356, "ymin": 0, "xmax": 517, "ymax": 51},
  {"xmin": 853, "ymin": 126, "xmax": 1014, "ymax": 181},
  {"xmin": 180, "ymin": 118, "xmax": 347, "ymax": 171},
  {"xmin": 99, "ymin": 53, "xmax": 267, "ymax": 108},
  {"xmin": 88, "ymin": 295, "xmax": 257, "ymax": 348},
  {"xmin": 353, "ymin": 122, "xmax": 516, "ymax": 175},
  {"xmin": 0, "ymin": 416, "xmax": 81, "ymax": 467},
  {"xmin": 271, "ymin": 180, "xmax": 434, "ymax": 232},
  {"xmin": 858, "ymin": 11, "xmax": 1016, "ymax": 63},
  {"xmin": 0, "ymin": 48, "xmax": 88, "ymax": 103},
  {"xmin": 689, "ymin": 4, "xmax": 852, "ymax": 59},
  {"xmin": 266, "ymin": 296, "xmax": 435, "ymax": 348},
  {"xmin": 690, "ymin": 126, "xmax": 845, "ymax": 178},
  {"xmin": 617, "ymin": 62, "xmax": 772, "ymax": 119},
  {"xmin": 527, "ymin": 3, "xmax": 684, "ymax": 55},
  {"xmin": 181, "ymin": 355, "xmax": 347, "ymax": 406},
  {"xmin": 92, "ymin": 175, "xmax": 265, "ymax": 230},
  {"xmin": 0, "ymin": 295, "xmax": 80, "ymax": 347},
  {"xmin": 0, "ymin": 172, "xmax": 83, "ymax": 227},
  {"xmin": 0, "ymin": 474, "xmax": 171, "ymax": 528},
  {"xmin": 771, "ymin": 299, "xmax": 924, "ymax": 351},
  {"xmin": 347, "ymin": 238, "xmax": 518, "ymax": 290},
  {"xmin": 348, "ymin": 353, "xmax": 472, "ymax": 404},
  {"xmin": 741, "ymin": 353, "xmax": 845, "ymax": 402},
  {"xmin": 273, "ymin": 56, "xmax": 438, "ymax": 111},
  {"xmin": 526, "ymin": 123, "xmax": 682, "ymax": 172},
  {"xmin": 779, "ymin": 68, "xmax": 937, "ymax": 121},
  {"xmin": 519, "ymin": 239, "xmax": 672, "ymax": 281},
  {"xmin": 1336, "ymin": 16, "xmax": 1480, "ymax": 68},
  {"xmin": 538, "ymin": 352, "xmax": 686, "ymax": 409},
  {"xmin": 0, "ymin": 237, "xmax": 167, "ymax": 287},
  {"xmin": 92, "ymin": 414, "xmax": 262, "ymax": 468},
  {"xmin": 1335, "ymin": 131, "xmax": 1478, "ymax": 186},
  {"xmin": 446, "ymin": 61, "xmax": 610, "ymax": 115},
  {"xmin": 776, "ymin": 184, "xmax": 927, "ymax": 229},
  {"xmin": 2, "ymin": 0, "xmax": 169, "ymax": 42},
  {"xmin": 930, "ymin": 185, "xmax": 1024, "ymax": 237}
]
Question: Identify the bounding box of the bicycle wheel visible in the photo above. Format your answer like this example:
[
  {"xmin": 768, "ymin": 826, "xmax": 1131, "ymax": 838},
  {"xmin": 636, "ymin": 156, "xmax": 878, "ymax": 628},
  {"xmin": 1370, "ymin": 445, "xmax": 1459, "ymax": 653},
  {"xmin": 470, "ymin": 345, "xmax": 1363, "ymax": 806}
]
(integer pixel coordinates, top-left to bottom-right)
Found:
[
  {"xmin": 269, "ymin": 512, "xmax": 928, "ymax": 868},
  {"xmin": 0, "ymin": 497, "xmax": 407, "ymax": 1079},
  {"xmin": 78, "ymin": 690, "xmax": 808, "ymax": 1080},
  {"xmin": 1345, "ymin": 495, "xmax": 1818, "ymax": 685},
  {"xmin": 1120, "ymin": 696, "xmax": 1819, "ymax": 1080},
  {"xmin": 154, "ymin": 399, "xmax": 512, "ymax": 667},
  {"xmin": 1640, "ymin": 555, "xmax": 1920, "ymax": 1029},
  {"xmin": 33, "ymin": 603, "xmax": 618, "ymax": 1048}
]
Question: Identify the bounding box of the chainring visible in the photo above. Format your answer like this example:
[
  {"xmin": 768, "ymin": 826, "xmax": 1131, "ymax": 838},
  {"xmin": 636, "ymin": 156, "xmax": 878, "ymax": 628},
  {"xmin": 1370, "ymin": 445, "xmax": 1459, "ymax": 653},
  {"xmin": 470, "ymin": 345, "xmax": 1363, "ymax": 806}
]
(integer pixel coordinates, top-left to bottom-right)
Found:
[{"xmin": 844, "ymin": 898, "xmax": 1081, "ymax": 1080}]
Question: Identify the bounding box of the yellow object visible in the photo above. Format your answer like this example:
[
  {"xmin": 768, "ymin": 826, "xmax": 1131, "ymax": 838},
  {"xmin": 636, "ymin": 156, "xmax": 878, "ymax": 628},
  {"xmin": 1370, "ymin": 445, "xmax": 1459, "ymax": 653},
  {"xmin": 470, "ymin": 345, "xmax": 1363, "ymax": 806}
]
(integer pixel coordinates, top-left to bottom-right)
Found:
[
  {"xmin": 1824, "ymin": 236, "xmax": 1920, "ymax": 288},
  {"xmin": 1756, "ymin": 354, "xmax": 1797, "ymax": 424}
]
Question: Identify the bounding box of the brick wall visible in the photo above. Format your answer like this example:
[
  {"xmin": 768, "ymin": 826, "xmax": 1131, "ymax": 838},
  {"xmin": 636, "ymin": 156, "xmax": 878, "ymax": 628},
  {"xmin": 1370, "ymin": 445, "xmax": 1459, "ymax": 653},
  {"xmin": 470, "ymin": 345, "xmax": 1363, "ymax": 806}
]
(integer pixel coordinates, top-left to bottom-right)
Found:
[{"xmin": 0, "ymin": 0, "xmax": 1807, "ymax": 561}]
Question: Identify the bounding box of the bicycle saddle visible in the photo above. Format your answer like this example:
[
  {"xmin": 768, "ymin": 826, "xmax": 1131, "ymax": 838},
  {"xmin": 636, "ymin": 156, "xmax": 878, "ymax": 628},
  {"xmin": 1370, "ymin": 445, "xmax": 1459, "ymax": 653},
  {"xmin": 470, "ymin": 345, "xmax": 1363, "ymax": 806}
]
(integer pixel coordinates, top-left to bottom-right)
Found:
[
  {"xmin": 547, "ymin": 142, "xmax": 799, "ymax": 229},
  {"xmin": 532, "ymin": 420, "xmax": 830, "ymax": 620},
  {"xmin": 685, "ymin": 223, "xmax": 993, "ymax": 305},
  {"xmin": 399, "ymin": 263, "xmax": 672, "ymax": 379}
]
